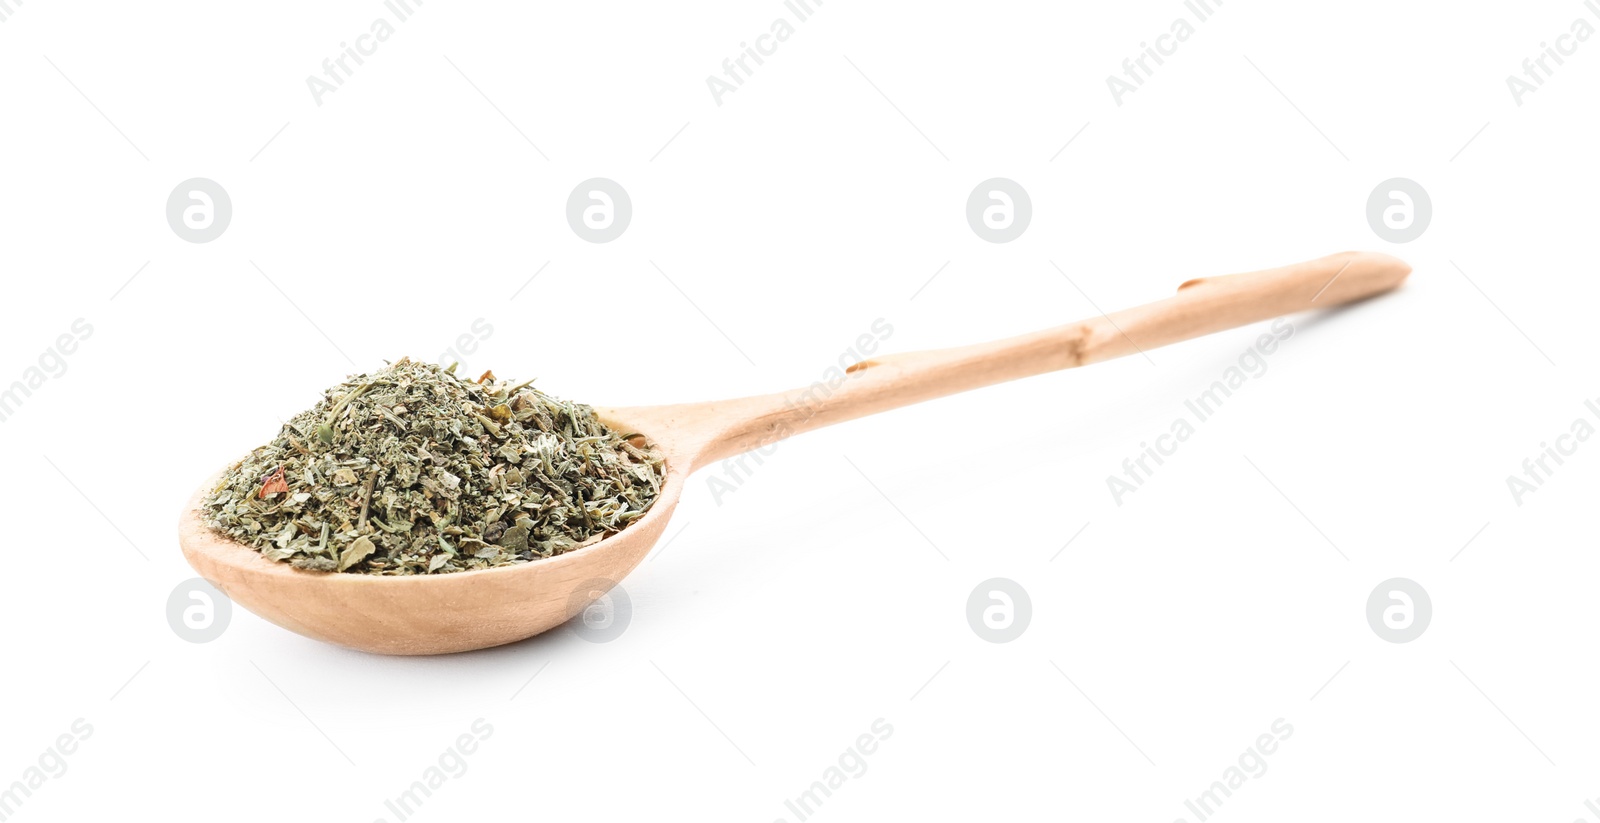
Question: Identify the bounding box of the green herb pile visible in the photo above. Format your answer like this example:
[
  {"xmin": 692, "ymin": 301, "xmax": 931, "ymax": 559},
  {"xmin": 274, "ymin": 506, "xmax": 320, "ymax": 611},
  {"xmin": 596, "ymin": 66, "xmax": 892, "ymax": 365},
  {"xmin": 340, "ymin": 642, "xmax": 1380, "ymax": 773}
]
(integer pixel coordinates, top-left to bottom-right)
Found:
[{"xmin": 202, "ymin": 357, "xmax": 664, "ymax": 575}]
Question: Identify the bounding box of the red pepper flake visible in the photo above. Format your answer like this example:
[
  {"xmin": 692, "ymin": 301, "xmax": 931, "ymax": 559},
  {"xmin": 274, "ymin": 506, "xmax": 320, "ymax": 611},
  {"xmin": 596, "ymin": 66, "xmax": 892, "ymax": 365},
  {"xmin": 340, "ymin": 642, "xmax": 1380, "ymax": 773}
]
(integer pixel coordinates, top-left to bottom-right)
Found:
[{"xmin": 259, "ymin": 465, "xmax": 289, "ymax": 499}]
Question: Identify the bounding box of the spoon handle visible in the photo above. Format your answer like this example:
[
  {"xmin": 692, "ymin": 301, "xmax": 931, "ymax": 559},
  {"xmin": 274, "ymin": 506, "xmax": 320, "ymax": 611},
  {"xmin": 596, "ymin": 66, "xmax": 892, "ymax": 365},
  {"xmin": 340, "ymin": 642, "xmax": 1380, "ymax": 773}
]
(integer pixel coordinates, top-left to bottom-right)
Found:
[{"xmin": 692, "ymin": 251, "xmax": 1410, "ymax": 467}]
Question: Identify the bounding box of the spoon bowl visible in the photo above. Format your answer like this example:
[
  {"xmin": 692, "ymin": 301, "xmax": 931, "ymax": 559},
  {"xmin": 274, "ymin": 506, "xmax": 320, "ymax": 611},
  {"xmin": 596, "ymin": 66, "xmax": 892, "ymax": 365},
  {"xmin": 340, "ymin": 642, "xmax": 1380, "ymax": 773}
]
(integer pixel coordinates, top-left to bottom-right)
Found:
[
  {"xmin": 180, "ymin": 252, "xmax": 1412, "ymax": 654},
  {"xmin": 179, "ymin": 404, "xmax": 703, "ymax": 655}
]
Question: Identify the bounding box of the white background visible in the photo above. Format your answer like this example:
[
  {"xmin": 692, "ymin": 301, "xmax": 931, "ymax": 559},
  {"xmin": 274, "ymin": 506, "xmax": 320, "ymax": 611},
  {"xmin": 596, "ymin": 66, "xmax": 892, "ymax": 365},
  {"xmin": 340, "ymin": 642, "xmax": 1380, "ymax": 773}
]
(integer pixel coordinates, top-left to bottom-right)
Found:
[{"xmin": 2, "ymin": 1, "xmax": 1598, "ymax": 820}]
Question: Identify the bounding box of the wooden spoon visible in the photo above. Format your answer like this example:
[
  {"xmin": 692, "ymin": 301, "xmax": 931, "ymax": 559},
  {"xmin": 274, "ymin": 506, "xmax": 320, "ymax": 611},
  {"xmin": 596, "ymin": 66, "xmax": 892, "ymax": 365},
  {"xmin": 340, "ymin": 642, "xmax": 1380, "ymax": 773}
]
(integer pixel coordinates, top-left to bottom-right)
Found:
[{"xmin": 180, "ymin": 251, "xmax": 1410, "ymax": 654}]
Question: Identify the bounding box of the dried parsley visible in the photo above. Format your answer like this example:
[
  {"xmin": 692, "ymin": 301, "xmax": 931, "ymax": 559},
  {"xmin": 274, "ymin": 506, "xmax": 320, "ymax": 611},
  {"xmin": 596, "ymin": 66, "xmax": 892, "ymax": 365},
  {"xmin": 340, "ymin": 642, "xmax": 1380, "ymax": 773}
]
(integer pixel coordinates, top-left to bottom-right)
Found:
[{"xmin": 202, "ymin": 357, "xmax": 664, "ymax": 575}]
